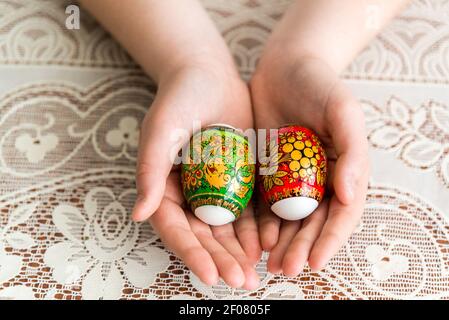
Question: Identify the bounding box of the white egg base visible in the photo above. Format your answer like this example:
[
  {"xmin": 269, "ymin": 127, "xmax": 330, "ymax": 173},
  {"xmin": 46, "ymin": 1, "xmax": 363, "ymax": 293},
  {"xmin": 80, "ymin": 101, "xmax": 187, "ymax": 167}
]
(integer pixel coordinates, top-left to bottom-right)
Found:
[
  {"xmin": 271, "ymin": 197, "xmax": 319, "ymax": 220},
  {"xmin": 206, "ymin": 123, "xmax": 237, "ymax": 130},
  {"xmin": 194, "ymin": 205, "xmax": 236, "ymax": 226}
]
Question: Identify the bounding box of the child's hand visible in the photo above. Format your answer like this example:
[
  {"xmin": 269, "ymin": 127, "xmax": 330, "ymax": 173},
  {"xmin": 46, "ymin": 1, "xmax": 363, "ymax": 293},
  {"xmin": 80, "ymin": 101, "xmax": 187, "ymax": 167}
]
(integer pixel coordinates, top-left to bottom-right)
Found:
[
  {"xmin": 251, "ymin": 54, "xmax": 370, "ymax": 275},
  {"xmin": 248, "ymin": 0, "xmax": 407, "ymax": 277},
  {"xmin": 79, "ymin": 0, "xmax": 262, "ymax": 289},
  {"xmin": 133, "ymin": 63, "xmax": 261, "ymax": 289},
  {"xmin": 79, "ymin": 0, "xmax": 406, "ymax": 285}
]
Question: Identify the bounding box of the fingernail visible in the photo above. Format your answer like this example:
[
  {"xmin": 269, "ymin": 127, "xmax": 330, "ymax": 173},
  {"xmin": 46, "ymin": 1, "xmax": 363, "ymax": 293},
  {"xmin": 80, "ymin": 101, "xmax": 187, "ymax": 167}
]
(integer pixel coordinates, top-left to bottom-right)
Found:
[
  {"xmin": 131, "ymin": 207, "xmax": 148, "ymax": 223},
  {"xmin": 295, "ymin": 264, "xmax": 305, "ymax": 275},
  {"xmin": 131, "ymin": 214, "xmax": 143, "ymax": 222},
  {"xmin": 131, "ymin": 214, "xmax": 142, "ymax": 222},
  {"xmin": 130, "ymin": 203, "xmax": 141, "ymax": 221},
  {"xmin": 131, "ymin": 196, "xmax": 152, "ymax": 222},
  {"xmin": 308, "ymin": 259, "xmax": 324, "ymax": 272},
  {"xmin": 310, "ymin": 262, "xmax": 326, "ymax": 272},
  {"xmin": 204, "ymin": 276, "xmax": 219, "ymax": 286},
  {"xmin": 244, "ymin": 277, "xmax": 260, "ymax": 291}
]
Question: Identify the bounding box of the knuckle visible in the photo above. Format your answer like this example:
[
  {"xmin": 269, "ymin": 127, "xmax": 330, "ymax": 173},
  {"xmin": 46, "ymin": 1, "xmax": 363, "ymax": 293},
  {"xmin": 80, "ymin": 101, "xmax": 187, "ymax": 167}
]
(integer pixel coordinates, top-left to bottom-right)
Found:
[
  {"xmin": 194, "ymin": 229, "xmax": 213, "ymax": 241},
  {"xmin": 213, "ymin": 230, "xmax": 236, "ymax": 242},
  {"xmin": 323, "ymin": 230, "xmax": 341, "ymax": 244},
  {"xmin": 294, "ymin": 236, "xmax": 315, "ymax": 249}
]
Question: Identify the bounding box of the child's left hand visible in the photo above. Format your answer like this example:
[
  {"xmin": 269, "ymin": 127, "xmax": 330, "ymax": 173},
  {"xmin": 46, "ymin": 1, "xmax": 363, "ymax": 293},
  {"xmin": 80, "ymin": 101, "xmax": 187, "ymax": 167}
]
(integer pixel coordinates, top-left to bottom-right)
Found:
[{"xmin": 251, "ymin": 54, "xmax": 370, "ymax": 276}]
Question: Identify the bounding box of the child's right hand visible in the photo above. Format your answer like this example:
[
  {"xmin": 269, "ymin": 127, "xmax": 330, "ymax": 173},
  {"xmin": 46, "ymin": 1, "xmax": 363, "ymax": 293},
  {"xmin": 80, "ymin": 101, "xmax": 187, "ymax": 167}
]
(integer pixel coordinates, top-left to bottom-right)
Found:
[{"xmin": 131, "ymin": 62, "xmax": 262, "ymax": 290}]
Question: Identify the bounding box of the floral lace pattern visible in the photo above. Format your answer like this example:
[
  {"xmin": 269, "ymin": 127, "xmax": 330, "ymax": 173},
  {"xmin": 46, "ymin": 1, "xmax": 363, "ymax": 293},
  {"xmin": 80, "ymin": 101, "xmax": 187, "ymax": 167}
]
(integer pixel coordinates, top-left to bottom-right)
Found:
[
  {"xmin": 0, "ymin": 0, "xmax": 449, "ymax": 299},
  {"xmin": 0, "ymin": 0, "xmax": 135, "ymax": 68},
  {"xmin": 363, "ymin": 96, "xmax": 449, "ymax": 188},
  {"xmin": 343, "ymin": 0, "xmax": 449, "ymax": 84}
]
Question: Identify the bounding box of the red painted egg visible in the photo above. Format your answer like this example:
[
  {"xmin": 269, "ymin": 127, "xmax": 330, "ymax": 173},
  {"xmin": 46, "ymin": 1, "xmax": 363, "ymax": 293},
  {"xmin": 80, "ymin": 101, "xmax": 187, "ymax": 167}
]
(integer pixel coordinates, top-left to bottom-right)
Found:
[{"xmin": 260, "ymin": 125, "xmax": 327, "ymax": 220}]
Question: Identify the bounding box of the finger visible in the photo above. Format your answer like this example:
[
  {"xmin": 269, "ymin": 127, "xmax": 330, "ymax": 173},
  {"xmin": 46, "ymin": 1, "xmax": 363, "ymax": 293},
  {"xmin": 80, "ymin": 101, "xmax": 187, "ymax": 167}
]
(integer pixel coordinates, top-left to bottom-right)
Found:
[
  {"xmin": 267, "ymin": 220, "xmax": 301, "ymax": 274},
  {"xmin": 258, "ymin": 200, "xmax": 281, "ymax": 251},
  {"xmin": 132, "ymin": 107, "xmax": 185, "ymax": 221},
  {"xmin": 308, "ymin": 187, "xmax": 367, "ymax": 271},
  {"xmin": 212, "ymin": 224, "xmax": 260, "ymax": 290},
  {"xmin": 187, "ymin": 213, "xmax": 246, "ymax": 288},
  {"xmin": 149, "ymin": 198, "xmax": 219, "ymax": 285},
  {"xmin": 234, "ymin": 203, "xmax": 262, "ymax": 265},
  {"xmin": 282, "ymin": 200, "xmax": 328, "ymax": 276},
  {"xmin": 333, "ymin": 148, "xmax": 369, "ymax": 205},
  {"xmin": 325, "ymin": 85, "xmax": 370, "ymax": 205}
]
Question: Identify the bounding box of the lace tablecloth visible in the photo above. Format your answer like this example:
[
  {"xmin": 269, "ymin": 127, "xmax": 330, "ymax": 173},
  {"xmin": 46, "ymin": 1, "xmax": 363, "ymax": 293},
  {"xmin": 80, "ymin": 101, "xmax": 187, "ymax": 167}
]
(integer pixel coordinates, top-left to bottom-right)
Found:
[{"xmin": 0, "ymin": 0, "xmax": 448, "ymax": 300}]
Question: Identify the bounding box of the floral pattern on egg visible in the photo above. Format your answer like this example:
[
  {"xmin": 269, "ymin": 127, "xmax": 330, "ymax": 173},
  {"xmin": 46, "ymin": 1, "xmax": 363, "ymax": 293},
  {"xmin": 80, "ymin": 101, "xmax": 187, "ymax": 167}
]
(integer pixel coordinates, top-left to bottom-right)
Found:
[
  {"xmin": 260, "ymin": 125, "xmax": 327, "ymax": 207},
  {"xmin": 181, "ymin": 126, "xmax": 255, "ymax": 221}
]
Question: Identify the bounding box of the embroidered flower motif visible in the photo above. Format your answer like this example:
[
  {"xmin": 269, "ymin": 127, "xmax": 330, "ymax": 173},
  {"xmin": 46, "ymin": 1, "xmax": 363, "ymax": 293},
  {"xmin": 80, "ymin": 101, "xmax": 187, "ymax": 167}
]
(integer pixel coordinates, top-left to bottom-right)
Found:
[
  {"xmin": 365, "ymin": 244, "xmax": 409, "ymax": 281},
  {"xmin": 185, "ymin": 257, "xmax": 304, "ymax": 300},
  {"xmin": 0, "ymin": 285, "xmax": 36, "ymax": 300},
  {"xmin": 44, "ymin": 187, "xmax": 169, "ymax": 300},
  {"xmin": 363, "ymin": 96, "xmax": 449, "ymax": 188},
  {"xmin": 14, "ymin": 132, "xmax": 58, "ymax": 163},
  {"xmin": 106, "ymin": 116, "xmax": 139, "ymax": 149},
  {"xmin": 0, "ymin": 203, "xmax": 38, "ymax": 284}
]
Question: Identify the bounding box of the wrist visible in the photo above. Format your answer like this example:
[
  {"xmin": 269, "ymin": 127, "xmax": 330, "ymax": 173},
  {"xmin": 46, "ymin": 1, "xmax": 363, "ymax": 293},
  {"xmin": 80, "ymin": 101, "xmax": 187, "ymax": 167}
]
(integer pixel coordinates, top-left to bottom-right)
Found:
[
  {"xmin": 257, "ymin": 42, "xmax": 328, "ymax": 75},
  {"xmin": 154, "ymin": 53, "xmax": 251, "ymax": 128},
  {"xmin": 251, "ymin": 45, "xmax": 326, "ymax": 98},
  {"xmin": 157, "ymin": 50, "xmax": 242, "ymax": 86}
]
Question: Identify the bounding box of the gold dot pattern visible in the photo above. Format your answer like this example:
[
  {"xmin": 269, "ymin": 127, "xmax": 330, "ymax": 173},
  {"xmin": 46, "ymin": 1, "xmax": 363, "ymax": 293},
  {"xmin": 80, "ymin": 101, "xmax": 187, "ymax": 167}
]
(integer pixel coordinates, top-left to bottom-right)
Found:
[
  {"xmin": 261, "ymin": 126, "xmax": 327, "ymax": 206},
  {"xmin": 282, "ymin": 136, "xmax": 324, "ymax": 185}
]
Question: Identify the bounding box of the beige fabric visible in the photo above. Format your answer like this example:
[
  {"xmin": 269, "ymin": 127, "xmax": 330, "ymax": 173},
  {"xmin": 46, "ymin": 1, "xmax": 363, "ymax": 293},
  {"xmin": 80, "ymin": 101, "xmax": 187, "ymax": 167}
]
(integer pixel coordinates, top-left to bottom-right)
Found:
[{"xmin": 0, "ymin": 0, "xmax": 448, "ymax": 300}]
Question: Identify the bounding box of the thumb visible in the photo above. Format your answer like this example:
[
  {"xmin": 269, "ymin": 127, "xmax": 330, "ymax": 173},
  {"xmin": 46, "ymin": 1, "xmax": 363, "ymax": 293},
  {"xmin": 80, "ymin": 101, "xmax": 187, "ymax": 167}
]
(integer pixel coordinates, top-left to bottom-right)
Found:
[
  {"xmin": 131, "ymin": 107, "xmax": 189, "ymax": 222},
  {"xmin": 326, "ymin": 88, "xmax": 370, "ymax": 205}
]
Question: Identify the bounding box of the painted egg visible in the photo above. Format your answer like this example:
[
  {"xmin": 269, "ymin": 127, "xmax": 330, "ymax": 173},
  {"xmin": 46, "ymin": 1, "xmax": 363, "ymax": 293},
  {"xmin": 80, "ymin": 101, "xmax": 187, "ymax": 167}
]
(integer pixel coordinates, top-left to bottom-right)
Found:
[
  {"xmin": 260, "ymin": 125, "xmax": 327, "ymax": 220},
  {"xmin": 181, "ymin": 124, "xmax": 255, "ymax": 226}
]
